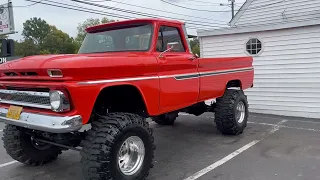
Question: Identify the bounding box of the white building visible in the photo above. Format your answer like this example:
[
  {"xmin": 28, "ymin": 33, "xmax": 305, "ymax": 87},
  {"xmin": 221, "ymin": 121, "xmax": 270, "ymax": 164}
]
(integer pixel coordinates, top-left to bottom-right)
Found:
[{"xmin": 197, "ymin": 0, "xmax": 320, "ymax": 119}]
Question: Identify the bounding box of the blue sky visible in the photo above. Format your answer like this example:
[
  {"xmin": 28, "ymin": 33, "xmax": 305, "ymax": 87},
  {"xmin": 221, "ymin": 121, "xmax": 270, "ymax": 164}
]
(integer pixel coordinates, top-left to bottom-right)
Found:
[{"xmin": 3, "ymin": 0, "xmax": 245, "ymax": 40}]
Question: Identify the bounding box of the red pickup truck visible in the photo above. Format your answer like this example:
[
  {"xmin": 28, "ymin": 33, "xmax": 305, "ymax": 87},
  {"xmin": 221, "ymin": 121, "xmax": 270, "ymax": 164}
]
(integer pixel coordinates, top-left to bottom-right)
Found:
[{"xmin": 0, "ymin": 19, "xmax": 253, "ymax": 180}]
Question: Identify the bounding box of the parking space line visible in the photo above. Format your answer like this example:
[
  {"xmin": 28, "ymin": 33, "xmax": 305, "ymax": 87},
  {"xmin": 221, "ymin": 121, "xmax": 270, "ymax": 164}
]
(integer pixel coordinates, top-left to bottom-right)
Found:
[
  {"xmin": 183, "ymin": 119, "xmax": 286, "ymax": 180},
  {"xmin": 183, "ymin": 140, "xmax": 260, "ymax": 180},
  {"xmin": 0, "ymin": 161, "xmax": 17, "ymax": 168},
  {"xmin": 250, "ymin": 115, "xmax": 320, "ymax": 125},
  {"xmin": 248, "ymin": 121, "xmax": 320, "ymax": 132}
]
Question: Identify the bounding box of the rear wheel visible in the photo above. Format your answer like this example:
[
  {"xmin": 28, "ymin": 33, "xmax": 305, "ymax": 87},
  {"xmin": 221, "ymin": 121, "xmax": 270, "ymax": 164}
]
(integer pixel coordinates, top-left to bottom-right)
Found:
[
  {"xmin": 215, "ymin": 89, "xmax": 249, "ymax": 135},
  {"xmin": 81, "ymin": 112, "xmax": 155, "ymax": 180},
  {"xmin": 2, "ymin": 125, "xmax": 62, "ymax": 166}
]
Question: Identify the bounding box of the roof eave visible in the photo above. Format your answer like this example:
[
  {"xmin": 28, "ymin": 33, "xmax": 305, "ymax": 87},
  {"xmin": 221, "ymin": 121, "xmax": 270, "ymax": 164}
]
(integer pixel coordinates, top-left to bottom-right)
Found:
[
  {"xmin": 198, "ymin": 19, "xmax": 320, "ymax": 37},
  {"xmin": 229, "ymin": 0, "xmax": 255, "ymax": 27}
]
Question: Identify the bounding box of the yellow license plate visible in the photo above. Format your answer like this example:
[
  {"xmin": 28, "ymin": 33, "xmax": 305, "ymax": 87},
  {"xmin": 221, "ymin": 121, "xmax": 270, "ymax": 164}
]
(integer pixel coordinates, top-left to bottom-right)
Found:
[{"xmin": 6, "ymin": 106, "xmax": 23, "ymax": 120}]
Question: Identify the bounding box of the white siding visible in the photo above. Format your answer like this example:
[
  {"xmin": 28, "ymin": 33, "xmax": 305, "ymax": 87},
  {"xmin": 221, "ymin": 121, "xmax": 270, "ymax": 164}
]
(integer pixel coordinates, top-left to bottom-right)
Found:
[
  {"xmin": 199, "ymin": 25, "xmax": 320, "ymax": 119},
  {"xmin": 233, "ymin": 0, "xmax": 320, "ymax": 27}
]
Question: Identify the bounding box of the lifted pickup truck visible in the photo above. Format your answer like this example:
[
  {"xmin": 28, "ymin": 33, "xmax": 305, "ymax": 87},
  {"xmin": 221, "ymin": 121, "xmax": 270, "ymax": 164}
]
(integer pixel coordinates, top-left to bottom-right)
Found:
[{"xmin": 0, "ymin": 18, "xmax": 253, "ymax": 180}]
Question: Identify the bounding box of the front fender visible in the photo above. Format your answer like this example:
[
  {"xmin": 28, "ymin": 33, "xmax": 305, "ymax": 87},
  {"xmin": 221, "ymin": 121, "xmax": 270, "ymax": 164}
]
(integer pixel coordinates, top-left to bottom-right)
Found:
[{"xmin": 72, "ymin": 78, "xmax": 160, "ymax": 124}]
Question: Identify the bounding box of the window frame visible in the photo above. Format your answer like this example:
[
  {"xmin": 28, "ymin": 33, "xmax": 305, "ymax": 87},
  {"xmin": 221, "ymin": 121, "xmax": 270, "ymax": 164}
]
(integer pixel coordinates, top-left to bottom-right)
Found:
[
  {"xmin": 244, "ymin": 38, "xmax": 263, "ymax": 56},
  {"xmin": 78, "ymin": 23, "xmax": 154, "ymax": 54},
  {"xmin": 156, "ymin": 25, "xmax": 187, "ymax": 53}
]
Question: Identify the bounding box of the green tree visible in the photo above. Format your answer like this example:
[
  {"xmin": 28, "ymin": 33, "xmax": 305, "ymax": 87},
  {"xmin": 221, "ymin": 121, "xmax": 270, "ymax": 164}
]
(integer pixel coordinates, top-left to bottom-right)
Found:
[
  {"xmin": 41, "ymin": 26, "xmax": 78, "ymax": 54},
  {"xmin": 15, "ymin": 39, "xmax": 38, "ymax": 57},
  {"xmin": 190, "ymin": 38, "xmax": 200, "ymax": 56},
  {"xmin": 15, "ymin": 17, "xmax": 78, "ymax": 56},
  {"xmin": 22, "ymin": 17, "xmax": 51, "ymax": 44},
  {"xmin": 75, "ymin": 17, "xmax": 115, "ymax": 45}
]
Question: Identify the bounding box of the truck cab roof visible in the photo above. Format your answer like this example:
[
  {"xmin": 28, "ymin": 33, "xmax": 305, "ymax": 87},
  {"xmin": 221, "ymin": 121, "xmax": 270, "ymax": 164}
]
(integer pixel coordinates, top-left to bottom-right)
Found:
[{"xmin": 86, "ymin": 18, "xmax": 185, "ymax": 33}]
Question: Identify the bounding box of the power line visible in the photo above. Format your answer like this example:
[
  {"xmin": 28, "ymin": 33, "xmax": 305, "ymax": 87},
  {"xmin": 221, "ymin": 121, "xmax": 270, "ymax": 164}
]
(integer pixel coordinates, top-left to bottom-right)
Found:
[
  {"xmin": 26, "ymin": 0, "xmax": 135, "ymax": 19},
  {"xmin": 180, "ymin": 1, "xmax": 242, "ymax": 7},
  {"xmin": 160, "ymin": 0, "xmax": 238, "ymax": 12},
  {"xmin": 187, "ymin": 0, "xmax": 244, "ymax": 4},
  {"xmin": 79, "ymin": 0, "xmax": 229, "ymax": 22},
  {"xmin": 70, "ymin": 0, "xmax": 229, "ymax": 26},
  {"xmin": 4, "ymin": 0, "xmax": 43, "ymax": 8},
  {"xmin": 25, "ymin": 0, "xmax": 222, "ymax": 30},
  {"xmin": 112, "ymin": 0, "xmax": 125, "ymax": 8},
  {"xmin": 160, "ymin": 0, "xmax": 285, "ymax": 12},
  {"xmin": 187, "ymin": 0, "xmax": 228, "ymax": 4}
]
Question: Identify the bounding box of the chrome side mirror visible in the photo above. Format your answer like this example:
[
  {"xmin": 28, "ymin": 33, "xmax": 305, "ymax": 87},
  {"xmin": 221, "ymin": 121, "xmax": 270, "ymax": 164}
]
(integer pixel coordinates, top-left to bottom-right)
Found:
[{"xmin": 158, "ymin": 42, "xmax": 179, "ymax": 58}]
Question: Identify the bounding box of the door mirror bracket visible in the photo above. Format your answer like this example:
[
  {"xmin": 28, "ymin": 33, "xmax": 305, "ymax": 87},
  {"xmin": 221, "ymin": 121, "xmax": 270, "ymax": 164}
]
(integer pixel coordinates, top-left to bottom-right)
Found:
[{"xmin": 158, "ymin": 42, "xmax": 179, "ymax": 58}]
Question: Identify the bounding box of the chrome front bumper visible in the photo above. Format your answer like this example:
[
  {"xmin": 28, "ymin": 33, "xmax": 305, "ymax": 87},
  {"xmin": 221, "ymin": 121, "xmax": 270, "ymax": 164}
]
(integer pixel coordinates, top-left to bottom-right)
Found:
[{"xmin": 0, "ymin": 108, "xmax": 82, "ymax": 133}]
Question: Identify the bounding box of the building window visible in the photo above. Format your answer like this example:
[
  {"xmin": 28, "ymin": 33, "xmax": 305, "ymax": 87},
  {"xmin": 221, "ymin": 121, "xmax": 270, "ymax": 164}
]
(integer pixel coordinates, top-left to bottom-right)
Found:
[{"xmin": 246, "ymin": 38, "xmax": 262, "ymax": 55}]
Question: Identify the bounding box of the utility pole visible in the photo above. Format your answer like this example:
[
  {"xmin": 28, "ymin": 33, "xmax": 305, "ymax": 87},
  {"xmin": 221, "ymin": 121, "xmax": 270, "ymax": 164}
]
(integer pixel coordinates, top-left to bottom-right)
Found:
[
  {"xmin": 230, "ymin": 0, "xmax": 235, "ymax": 19},
  {"xmin": 221, "ymin": 0, "xmax": 235, "ymax": 19}
]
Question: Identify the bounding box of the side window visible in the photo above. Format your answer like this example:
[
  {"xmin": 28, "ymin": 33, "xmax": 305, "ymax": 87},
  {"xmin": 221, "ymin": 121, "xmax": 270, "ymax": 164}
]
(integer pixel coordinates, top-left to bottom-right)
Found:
[{"xmin": 156, "ymin": 26, "xmax": 185, "ymax": 52}]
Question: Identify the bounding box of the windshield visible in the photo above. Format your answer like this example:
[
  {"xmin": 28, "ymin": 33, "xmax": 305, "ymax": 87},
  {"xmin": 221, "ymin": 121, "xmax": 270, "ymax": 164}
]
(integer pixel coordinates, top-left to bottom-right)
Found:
[{"xmin": 78, "ymin": 24, "xmax": 153, "ymax": 53}]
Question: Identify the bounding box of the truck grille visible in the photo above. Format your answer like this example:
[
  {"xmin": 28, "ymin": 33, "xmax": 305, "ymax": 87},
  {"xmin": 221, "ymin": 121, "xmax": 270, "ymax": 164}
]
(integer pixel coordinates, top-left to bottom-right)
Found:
[{"xmin": 0, "ymin": 89, "xmax": 51, "ymax": 109}]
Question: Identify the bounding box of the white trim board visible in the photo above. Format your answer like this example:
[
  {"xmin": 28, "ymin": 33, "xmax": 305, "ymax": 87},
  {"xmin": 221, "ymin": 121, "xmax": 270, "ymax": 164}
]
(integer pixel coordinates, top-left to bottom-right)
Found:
[
  {"xmin": 197, "ymin": 19, "xmax": 320, "ymax": 37},
  {"xmin": 229, "ymin": 0, "xmax": 255, "ymax": 27}
]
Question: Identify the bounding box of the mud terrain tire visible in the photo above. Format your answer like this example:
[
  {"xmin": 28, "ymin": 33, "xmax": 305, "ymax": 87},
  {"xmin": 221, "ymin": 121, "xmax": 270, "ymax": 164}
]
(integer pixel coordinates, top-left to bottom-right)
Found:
[
  {"xmin": 2, "ymin": 125, "xmax": 62, "ymax": 166},
  {"xmin": 81, "ymin": 112, "xmax": 155, "ymax": 180},
  {"xmin": 215, "ymin": 89, "xmax": 249, "ymax": 135}
]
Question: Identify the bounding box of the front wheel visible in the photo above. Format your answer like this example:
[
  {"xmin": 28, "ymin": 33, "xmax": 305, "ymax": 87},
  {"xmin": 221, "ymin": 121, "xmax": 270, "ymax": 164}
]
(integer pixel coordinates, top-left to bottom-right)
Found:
[
  {"xmin": 2, "ymin": 125, "xmax": 62, "ymax": 166},
  {"xmin": 81, "ymin": 112, "xmax": 155, "ymax": 180},
  {"xmin": 215, "ymin": 89, "xmax": 249, "ymax": 135}
]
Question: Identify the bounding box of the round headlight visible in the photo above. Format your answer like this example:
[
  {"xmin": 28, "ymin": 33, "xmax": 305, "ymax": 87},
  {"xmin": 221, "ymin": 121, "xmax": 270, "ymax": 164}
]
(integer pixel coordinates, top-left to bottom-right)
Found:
[{"xmin": 49, "ymin": 91, "xmax": 61, "ymax": 111}]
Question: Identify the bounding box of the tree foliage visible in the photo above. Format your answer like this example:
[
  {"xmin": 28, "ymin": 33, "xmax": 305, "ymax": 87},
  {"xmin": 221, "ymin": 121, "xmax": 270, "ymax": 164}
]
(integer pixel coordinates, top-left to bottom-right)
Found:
[
  {"xmin": 75, "ymin": 17, "xmax": 115, "ymax": 44},
  {"xmin": 15, "ymin": 39, "xmax": 38, "ymax": 57},
  {"xmin": 22, "ymin": 17, "xmax": 51, "ymax": 44},
  {"xmin": 41, "ymin": 26, "xmax": 78, "ymax": 54},
  {"xmin": 15, "ymin": 17, "xmax": 78, "ymax": 57},
  {"xmin": 190, "ymin": 38, "xmax": 200, "ymax": 56}
]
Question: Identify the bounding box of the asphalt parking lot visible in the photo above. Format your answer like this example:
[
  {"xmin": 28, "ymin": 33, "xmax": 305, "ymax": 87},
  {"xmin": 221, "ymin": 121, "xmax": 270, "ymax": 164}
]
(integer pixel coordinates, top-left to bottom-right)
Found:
[{"xmin": 0, "ymin": 113, "xmax": 319, "ymax": 180}]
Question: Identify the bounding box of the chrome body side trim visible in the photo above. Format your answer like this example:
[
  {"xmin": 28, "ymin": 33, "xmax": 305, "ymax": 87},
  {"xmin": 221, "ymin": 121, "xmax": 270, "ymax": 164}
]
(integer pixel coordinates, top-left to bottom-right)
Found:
[
  {"xmin": 78, "ymin": 76, "xmax": 159, "ymax": 85},
  {"xmin": 199, "ymin": 67, "xmax": 254, "ymax": 77},
  {"xmin": 0, "ymin": 107, "xmax": 82, "ymax": 133},
  {"xmin": 78, "ymin": 67, "xmax": 254, "ymax": 84},
  {"xmin": 174, "ymin": 73, "xmax": 199, "ymax": 80}
]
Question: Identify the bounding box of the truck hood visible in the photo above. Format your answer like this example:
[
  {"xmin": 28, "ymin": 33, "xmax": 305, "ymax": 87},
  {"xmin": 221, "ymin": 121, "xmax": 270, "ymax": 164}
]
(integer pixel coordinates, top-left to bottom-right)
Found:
[{"xmin": 0, "ymin": 53, "xmax": 157, "ymax": 81}]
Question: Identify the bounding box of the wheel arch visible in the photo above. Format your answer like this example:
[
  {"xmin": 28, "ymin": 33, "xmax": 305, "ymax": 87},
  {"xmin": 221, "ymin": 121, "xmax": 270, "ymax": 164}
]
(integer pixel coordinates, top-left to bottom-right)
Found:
[
  {"xmin": 91, "ymin": 84, "xmax": 149, "ymax": 120},
  {"xmin": 226, "ymin": 79, "xmax": 242, "ymax": 89}
]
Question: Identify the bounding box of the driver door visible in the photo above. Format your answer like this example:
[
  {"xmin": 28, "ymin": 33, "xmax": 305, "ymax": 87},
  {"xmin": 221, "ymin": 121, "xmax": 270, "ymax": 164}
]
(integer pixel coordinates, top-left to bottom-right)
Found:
[{"xmin": 156, "ymin": 25, "xmax": 199, "ymax": 112}]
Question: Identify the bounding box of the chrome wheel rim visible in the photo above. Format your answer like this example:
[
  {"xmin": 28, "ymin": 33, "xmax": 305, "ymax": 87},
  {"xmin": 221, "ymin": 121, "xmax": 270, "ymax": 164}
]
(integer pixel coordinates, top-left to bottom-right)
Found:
[
  {"xmin": 118, "ymin": 136, "xmax": 145, "ymax": 176},
  {"xmin": 236, "ymin": 101, "xmax": 246, "ymax": 124}
]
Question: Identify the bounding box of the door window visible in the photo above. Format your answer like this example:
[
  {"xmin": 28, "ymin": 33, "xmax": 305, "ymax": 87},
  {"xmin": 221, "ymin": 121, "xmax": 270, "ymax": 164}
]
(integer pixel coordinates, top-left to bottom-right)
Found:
[{"xmin": 156, "ymin": 26, "xmax": 185, "ymax": 52}]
